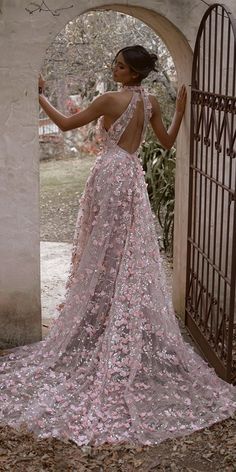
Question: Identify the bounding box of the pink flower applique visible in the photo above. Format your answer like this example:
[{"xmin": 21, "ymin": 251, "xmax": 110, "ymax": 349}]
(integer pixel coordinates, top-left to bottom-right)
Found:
[{"xmin": 85, "ymin": 325, "xmax": 95, "ymax": 337}]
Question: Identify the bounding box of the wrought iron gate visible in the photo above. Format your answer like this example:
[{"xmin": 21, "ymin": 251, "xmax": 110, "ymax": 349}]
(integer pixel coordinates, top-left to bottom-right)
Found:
[{"xmin": 185, "ymin": 4, "xmax": 236, "ymax": 383}]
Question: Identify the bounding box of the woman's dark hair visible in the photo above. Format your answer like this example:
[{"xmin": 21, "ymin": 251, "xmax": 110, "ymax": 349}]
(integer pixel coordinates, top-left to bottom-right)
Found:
[{"xmin": 113, "ymin": 45, "xmax": 158, "ymax": 81}]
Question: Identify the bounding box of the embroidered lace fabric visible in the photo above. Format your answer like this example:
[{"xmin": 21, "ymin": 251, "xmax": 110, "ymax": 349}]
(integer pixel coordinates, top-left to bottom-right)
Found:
[{"xmin": 0, "ymin": 85, "xmax": 236, "ymax": 447}]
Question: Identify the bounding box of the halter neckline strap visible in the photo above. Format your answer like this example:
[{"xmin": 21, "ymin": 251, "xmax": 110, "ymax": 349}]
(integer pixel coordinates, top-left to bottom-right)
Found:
[{"xmin": 122, "ymin": 85, "xmax": 145, "ymax": 92}]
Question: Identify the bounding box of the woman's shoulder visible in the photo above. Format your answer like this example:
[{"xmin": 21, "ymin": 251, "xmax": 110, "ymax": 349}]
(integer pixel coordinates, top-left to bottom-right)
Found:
[
  {"xmin": 100, "ymin": 90, "xmax": 134, "ymax": 107},
  {"xmin": 95, "ymin": 91, "xmax": 121, "ymax": 105},
  {"xmin": 90, "ymin": 91, "xmax": 117, "ymax": 110},
  {"xmin": 92, "ymin": 91, "xmax": 126, "ymax": 117},
  {"xmin": 101, "ymin": 90, "xmax": 132, "ymax": 99}
]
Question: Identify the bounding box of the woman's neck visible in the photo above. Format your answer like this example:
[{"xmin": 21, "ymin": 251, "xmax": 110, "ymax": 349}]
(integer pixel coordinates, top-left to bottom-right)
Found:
[{"xmin": 122, "ymin": 84, "xmax": 143, "ymax": 90}]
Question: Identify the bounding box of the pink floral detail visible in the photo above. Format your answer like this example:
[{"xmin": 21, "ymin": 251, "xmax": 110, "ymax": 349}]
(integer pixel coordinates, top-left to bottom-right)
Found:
[{"xmin": 0, "ymin": 85, "xmax": 235, "ymax": 451}]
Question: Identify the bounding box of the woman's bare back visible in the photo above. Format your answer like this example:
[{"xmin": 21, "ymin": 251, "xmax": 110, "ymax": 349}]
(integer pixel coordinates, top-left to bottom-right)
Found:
[{"xmin": 102, "ymin": 89, "xmax": 151, "ymax": 155}]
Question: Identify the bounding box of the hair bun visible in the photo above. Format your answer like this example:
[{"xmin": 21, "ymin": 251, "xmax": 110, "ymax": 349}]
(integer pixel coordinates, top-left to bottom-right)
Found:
[
  {"xmin": 149, "ymin": 53, "xmax": 158, "ymax": 71},
  {"xmin": 114, "ymin": 45, "xmax": 158, "ymax": 80},
  {"xmin": 150, "ymin": 53, "xmax": 158, "ymax": 61},
  {"xmin": 150, "ymin": 53, "xmax": 158, "ymax": 72}
]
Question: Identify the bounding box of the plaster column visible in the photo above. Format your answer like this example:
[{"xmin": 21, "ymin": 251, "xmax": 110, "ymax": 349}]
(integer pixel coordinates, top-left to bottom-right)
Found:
[{"xmin": 0, "ymin": 68, "xmax": 41, "ymax": 346}]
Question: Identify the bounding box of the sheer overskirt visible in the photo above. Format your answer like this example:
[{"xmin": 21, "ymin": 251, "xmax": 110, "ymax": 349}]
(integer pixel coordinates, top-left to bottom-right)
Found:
[{"xmin": 0, "ymin": 88, "xmax": 236, "ymax": 446}]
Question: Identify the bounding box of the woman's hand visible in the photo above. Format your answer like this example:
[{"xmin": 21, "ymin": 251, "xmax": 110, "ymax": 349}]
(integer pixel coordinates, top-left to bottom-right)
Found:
[
  {"xmin": 150, "ymin": 85, "xmax": 187, "ymax": 149},
  {"xmin": 38, "ymin": 73, "xmax": 45, "ymax": 94},
  {"xmin": 176, "ymin": 84, "xmax": 187, "ymax": 115}
]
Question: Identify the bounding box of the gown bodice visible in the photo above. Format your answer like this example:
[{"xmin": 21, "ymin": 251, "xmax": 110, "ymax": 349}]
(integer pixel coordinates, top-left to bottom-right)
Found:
[{"xmin": 99, "ymin": 85, "xmax": 153, "ymax": 155}]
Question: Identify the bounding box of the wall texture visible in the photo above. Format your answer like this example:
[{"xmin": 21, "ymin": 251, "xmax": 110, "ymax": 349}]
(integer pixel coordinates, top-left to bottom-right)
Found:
[{"xmin": 0, "ymin": 0, "xmax": 235, "ymax": 346}]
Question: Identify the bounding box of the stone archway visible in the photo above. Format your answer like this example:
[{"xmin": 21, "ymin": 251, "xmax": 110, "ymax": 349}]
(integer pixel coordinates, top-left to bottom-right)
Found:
[{"xmin": 0, "ymin": 0, "xmax": 198, "ymax": 346}]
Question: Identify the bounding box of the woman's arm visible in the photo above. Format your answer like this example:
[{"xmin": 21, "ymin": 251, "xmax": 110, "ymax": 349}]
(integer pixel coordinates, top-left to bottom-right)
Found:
[
  {"xmin": 150, "ymin": 84, "xmax": 187, "ymax": 150},
  {"xmin": 39, "ymin": 93, "xmax": 109, "ymax": 132}
]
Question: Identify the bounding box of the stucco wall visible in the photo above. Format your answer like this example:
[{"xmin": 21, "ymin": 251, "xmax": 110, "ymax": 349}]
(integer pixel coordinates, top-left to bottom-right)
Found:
[{"xmin": 0, "ymin": 0, "xmax": 235, "ymax": 346}]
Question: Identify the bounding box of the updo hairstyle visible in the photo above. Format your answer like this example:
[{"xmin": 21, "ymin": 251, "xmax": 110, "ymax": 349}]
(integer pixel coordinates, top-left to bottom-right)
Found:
[{"xmin": 113, "ymin": 45, "xmax": 158, "ymax": 81}]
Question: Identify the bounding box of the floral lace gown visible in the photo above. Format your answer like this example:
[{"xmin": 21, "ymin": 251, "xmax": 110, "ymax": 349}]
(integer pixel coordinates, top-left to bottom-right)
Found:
[{"xmin": 0, "ymin": 85, "xmax": 236, "ymax": 446}]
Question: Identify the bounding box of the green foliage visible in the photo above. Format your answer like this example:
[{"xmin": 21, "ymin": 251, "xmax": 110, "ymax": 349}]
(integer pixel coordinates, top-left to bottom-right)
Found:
[{"xmin": 140, "ymin": 129, "xmax": 176, "ymax": 256}]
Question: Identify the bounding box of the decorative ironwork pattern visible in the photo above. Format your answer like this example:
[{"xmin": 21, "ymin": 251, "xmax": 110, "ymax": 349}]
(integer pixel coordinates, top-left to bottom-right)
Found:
[{"xmin": 185, "ymin": 3, "xmax": 236, "ymax": 383}]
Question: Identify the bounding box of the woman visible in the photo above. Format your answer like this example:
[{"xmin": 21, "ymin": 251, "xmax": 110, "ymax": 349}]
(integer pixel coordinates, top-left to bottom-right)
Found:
[{"xmin": 0, "ymin": 45, "xmax": 235, "ymax": 447}]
